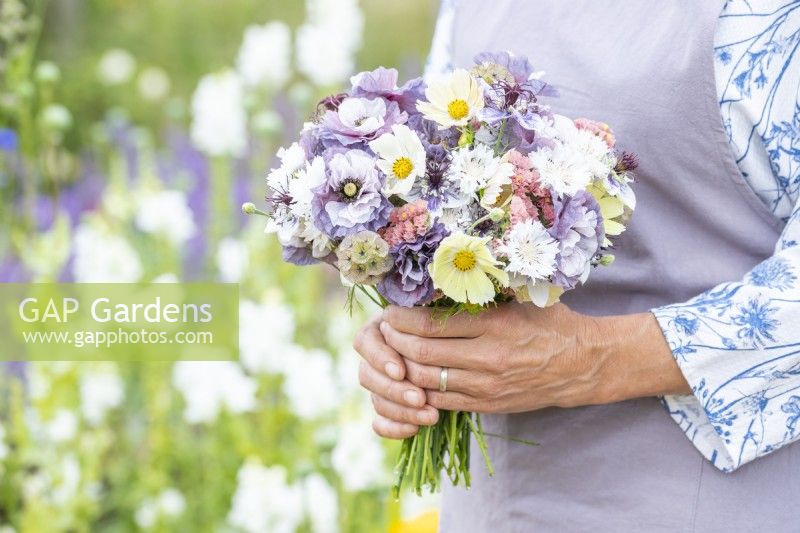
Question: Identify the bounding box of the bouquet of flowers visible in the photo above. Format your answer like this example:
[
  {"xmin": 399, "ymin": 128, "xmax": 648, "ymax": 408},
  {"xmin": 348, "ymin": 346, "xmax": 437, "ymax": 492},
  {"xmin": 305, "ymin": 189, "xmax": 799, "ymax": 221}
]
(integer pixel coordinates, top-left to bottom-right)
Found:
[{"xmin": 244, "ymin": 51, "xmax": 638, "ymax": 496}]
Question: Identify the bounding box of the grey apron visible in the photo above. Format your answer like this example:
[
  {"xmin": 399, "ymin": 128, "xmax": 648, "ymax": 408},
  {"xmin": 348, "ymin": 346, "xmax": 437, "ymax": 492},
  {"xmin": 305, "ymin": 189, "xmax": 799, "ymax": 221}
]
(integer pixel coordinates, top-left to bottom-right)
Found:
[{"xmin": 440, "ymin": 1, "xmax": 798, "ymax": 532}]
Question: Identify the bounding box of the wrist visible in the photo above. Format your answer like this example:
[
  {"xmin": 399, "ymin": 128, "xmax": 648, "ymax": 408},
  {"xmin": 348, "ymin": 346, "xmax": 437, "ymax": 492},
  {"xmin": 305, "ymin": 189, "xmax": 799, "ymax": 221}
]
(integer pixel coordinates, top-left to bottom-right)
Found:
[{"xmin": 590, "ymin": 312, "xmax": 691, "ymax": 404}]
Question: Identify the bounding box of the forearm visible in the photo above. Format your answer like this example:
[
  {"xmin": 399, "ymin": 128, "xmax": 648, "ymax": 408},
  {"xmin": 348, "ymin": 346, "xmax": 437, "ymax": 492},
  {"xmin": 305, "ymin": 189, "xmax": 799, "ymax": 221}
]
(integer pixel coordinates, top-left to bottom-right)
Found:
[{"xmin": 592, "ymin": 311, "xmax": 691, "ymax": 404}]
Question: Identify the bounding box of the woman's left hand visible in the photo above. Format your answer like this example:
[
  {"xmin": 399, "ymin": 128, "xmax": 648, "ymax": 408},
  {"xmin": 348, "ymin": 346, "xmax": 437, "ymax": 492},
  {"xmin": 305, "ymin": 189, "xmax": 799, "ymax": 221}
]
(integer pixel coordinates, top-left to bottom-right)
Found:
[{"xmin": 379, "ymin": 302, "xmax": 690, "ymax": 414}]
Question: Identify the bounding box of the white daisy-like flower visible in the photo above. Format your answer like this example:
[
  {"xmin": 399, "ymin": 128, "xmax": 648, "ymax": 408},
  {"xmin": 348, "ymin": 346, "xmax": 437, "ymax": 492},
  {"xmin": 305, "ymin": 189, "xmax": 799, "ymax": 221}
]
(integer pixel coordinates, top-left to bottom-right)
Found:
[
  {"xmin": 368, "ymin": 124, "xmax": 426, "ymax": 196},
  {"xmin": 528, "ymin": 142, "xmax": 593, "ymax": 197},
  {"xmin": 448, "ymin": 144, "xmax": 514, "ymax": 207},
  {"xmin": 416, "ymin": 68, "xmax": 485, "ymax": 128},
  {"xmin": 499, "ymin": 219, "xmax": 558, "ymax": 281}
]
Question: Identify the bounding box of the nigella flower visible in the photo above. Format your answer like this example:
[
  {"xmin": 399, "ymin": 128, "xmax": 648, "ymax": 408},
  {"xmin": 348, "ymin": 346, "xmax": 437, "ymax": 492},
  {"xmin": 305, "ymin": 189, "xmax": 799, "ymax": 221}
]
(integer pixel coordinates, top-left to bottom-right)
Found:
[
  {"xmin": 548, "ymin": 191, "xmax": 604, "ymax": 290},
  {"xmin": 320, "ymin": 96, "xmax": 406, "ymax": 147},
  {"xmin": 311, "ymin": 150, "xmax": 391, "ymax": 239},
  {"xmin": 407, "ymin": 145, "xmax": 464, "ymax": 212},
  {"xmin": 732, "ymin": 299, "xmax": 779, "ymax": 346},
  {"xmin": 378, "ymin": 222, "xmax": 449, "ymax": 307}
]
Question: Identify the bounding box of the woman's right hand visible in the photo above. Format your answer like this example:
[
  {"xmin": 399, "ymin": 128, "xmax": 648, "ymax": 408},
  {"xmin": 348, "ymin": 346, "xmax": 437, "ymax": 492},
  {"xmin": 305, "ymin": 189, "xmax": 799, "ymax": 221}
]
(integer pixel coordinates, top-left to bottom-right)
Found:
[{"xmin": 353, "ymin": 314, "xmax": 440, "ymax": 439}]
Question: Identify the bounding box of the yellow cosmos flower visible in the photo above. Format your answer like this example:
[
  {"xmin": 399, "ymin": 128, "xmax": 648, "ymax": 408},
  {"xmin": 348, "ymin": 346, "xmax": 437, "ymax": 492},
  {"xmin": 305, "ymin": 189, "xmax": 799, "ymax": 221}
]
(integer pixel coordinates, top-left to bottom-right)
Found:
[
  {"xmin": 416, "ymin": 69, "xmax": 485, "ymax": 129},
  {"xmin": 429, "ymin": 232, "xmax": 509, "ymax": 305}
]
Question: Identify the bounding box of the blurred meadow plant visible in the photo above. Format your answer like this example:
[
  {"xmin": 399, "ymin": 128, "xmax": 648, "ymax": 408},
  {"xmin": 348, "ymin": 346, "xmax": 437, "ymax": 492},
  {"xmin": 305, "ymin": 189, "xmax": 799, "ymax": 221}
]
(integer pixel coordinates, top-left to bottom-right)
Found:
[{"xmin": 0, "ymin": 0, "xmax": 440, "ymax": 531}]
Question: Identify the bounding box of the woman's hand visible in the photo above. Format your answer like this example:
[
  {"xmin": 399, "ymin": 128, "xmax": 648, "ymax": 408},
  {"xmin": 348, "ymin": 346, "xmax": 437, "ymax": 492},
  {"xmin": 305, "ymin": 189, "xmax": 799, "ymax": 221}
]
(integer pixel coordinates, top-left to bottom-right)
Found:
[
  {"xmin": 377, "ymin": 302, "xmax": 691, "ymax": 414},
  {"xmin": 352, "ymin": 314, "xmax": 440, "ymax": 439}
]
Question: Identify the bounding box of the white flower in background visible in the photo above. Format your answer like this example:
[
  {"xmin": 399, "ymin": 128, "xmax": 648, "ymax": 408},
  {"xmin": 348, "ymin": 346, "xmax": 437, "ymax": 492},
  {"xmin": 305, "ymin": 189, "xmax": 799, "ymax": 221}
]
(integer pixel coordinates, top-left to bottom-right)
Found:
[
  {"xmin": 302, "ymin": 474, "xmax": 339, "ymax": 533},
  {"xmin": 332, "ymin": 416, "xmax": 386, "ymax": 491},
  {"xmin": 216, "ymin": 237, "xmax": 250, "ymax": 283},
  {"xmin": 227, "ymin": 461, "xmax": 304, "ymax": 533},
  {"xmin": 135, "ymin": 488, "xmax": 187, "ymax": 529},
  {"xmin": 417, "ymin": 68, "xmax": 485, "ymax": 128},
  {"xmin": 98, "ymin": 48, "xmax": 136, "ymax": 85},
  {"xmin": 80, "ymin": 365, "xmax": 124, "ymax": 426},
  {"xmin": 137, "ymin": 67, "xmax": 171, "ymax": 101},
  {"xmin": 135, "ymin": 190, "xmax": 196, "ymax": 245},
  {"xmin": 282, "ymin": 348, "xmax": 340, "ymax": 419},
  {"xmin": 190, "ymin": 70, "xmax": 247, "ymax": 157},
  {"xmin": 72, "ymin": 223, "xmax": 143, "ymax": 282},
  {"xmin": 172, "ymin": 362, "xmax": 258, "ymax": 423},
  {"xmin": 236, "ymin": 21, "xmax": 292, "ymax": 89},
  {"xmin": 0, "ymin": 423, "xmax": 9, "ymax": 460},
  {"xmin": 448, "ymin": 144, "xmax": 513, "ymax": 207},
  {"xmin": 44, "ymin": 409, "xmax": 78, "ymax": 443},
  {"xmin": 40, "ymin": 104, "xmax": 73, "ymax": 131},
  {"xmin": 51, "ymin": 454, "xmax": 81, "ymax": 505},
  {"xmin": 239, "ymin": 299, "xmax": 296, "ymax": 374},
  {"xmin": 551, "ymin": 114, "xmax": 613, "ymax": 179},
  {"xmin": 335, "ymin": 346, "xmax": 366, "ymax": 399},
  {"xmin": 499, "ymin": 220, "xmax": 559, "ymax": 281},
  {"xmin": 528, "ymin": 142, "xmax": 594, "ymax": 197},
  {"xmin": 153, "ymin": 272, "xmax": 179, "ymax": 283},
  {"xmin": 296, "ymin": 0, "xmax": 363, "ymax": 86},
  {"xmin": 369, "ymin": 125, "xmax": 426, "ymax": 196}
]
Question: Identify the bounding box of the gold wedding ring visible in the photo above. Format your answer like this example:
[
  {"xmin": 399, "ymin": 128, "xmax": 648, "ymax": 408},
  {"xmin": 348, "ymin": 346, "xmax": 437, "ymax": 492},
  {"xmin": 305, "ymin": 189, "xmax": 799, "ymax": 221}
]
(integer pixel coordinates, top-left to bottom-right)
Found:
[{"xmin": 439, "ymin": 367, "xmax": 449, "ymax": 393}]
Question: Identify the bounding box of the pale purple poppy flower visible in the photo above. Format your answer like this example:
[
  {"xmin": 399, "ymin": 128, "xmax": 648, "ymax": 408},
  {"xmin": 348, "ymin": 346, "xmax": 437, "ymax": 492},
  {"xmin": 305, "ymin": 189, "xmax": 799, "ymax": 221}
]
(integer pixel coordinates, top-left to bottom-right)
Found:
[
  {"xmin": 548, "ymin": 191, "xmax": 604, "ymax": 289},
  {"xmin": 311, "ymin": 150, "xmax": 391, "ymax": 239},
  {"xmin": 320, "ymin": 96, "xmax": 406, "ymax": 147}
]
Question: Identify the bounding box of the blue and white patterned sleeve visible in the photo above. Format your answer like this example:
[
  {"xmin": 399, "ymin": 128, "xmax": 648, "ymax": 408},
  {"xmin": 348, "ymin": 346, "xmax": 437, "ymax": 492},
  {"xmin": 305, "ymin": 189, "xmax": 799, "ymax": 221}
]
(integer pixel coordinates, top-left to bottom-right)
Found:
[{"xmin": 653, "ymin": 1, "xmax": 800, "ymax": 472}]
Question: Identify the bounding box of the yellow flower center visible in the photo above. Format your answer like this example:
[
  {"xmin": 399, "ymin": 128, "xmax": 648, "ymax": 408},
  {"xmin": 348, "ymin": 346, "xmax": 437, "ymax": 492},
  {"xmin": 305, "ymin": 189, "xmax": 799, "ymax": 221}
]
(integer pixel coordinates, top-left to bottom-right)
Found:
[
  {"xmin": 447, "ymin": 99, "xmax": 469, "ymax": 120},
  {"xmin": 392, "ymin": 157, "xmax": 414, "ymax": 180},
  {"xmin": 452, "ymin": 250, "xmax": 477, "ymax": 272},
  {"xmin": 343, "ymin": 182, "xmax": 358, "ymax": 198}
]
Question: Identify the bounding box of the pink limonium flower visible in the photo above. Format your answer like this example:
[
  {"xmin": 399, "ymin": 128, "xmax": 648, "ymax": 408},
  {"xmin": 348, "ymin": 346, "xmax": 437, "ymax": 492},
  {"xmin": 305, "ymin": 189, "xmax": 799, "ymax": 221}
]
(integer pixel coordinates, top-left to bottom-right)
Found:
[
  {"xmin": 574, "ymin": 118, "xmax": 616, "ymax": 148},
  {"xmin": 380, "ymin": 199, "xmax": 430, "ymax": 247},
  {"xmin": 506, "ymin": 150, "xmax": 555, "ymax": 226}
]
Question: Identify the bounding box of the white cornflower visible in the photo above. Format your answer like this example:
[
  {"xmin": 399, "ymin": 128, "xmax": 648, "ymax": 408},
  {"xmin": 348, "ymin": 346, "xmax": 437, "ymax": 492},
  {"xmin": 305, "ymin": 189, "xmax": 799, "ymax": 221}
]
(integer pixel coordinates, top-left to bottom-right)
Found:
[
  {"xmin": 236, "ymin": 22, "xmax": 292, "ymax": 89},
  {"xmin": 552, "ymin": 114, "xmax": 613, "ymax": 179},
  {"xmin": 499, "ymin": 220, "xmax": 558, "ymax": 281},
  {"xmin": 98, "ymin": 48, "xmax": 136, "ymax": 85},
  {"xmin": 134, "ymin": 189, "xmax": 196, "ymax": 245},
  {"xmin": 227, "ymin": 461, "xmax": 304, "ymax": 533},
  {"xmin": 172, "ymin": 362, "xmax": 257, "ymax": 424},
  {"xmin": 528, "ymin": 142, "xmax": 594, "ymax": 197},
  {"xmin": 448, "ymin": 144, "xmax": 514, "ymax": 207},
  {"xmin": 416, "ymin": 68, "xmax": 485, "ymax": 128},
  {"xmin": 190, "ymin": 70, "xmax": 247, "ymax": 157},
  {"xmin": 369, "ymin": 124, "xmax": 426, "ymax": 197},
  {"xmin": 72, "ymin": 223, "xmax": 143, "ymax": 282},
  {"xmin": 80, "ymin": 364, "xmax": 124, "ymax": 426}
]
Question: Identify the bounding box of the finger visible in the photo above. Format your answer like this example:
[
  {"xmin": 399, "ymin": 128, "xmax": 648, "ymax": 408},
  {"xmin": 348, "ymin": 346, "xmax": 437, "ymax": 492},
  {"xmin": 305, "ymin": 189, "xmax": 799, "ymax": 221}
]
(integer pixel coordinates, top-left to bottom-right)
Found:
[
  {"xmin": 358, "ymin": 360, "xmax": 426, "ymax": 407},
  {"xmin": 353, "ymin": 315, "xmax": 406, "ymax": 380},
  {"xmin": 425, "ymin": 390, "xmax": 486, "ymax": 412},
  {"xmin": 383, "ymin": 305, "xmax": 487, "ymax": 338},
  {"xmin": 404, "ymin": 359, "xmax": 482, "ymax": 396},
  {"xmin": 371, "ymin": 393, "xmax": 439, "ymax": 426},
  {"xmin": 380, "ymin": 321, "xmax": 484, "ymax": 368},
  {"xmin": 372, "ymin": 415, "xmax": 419, "ymax": 439}
]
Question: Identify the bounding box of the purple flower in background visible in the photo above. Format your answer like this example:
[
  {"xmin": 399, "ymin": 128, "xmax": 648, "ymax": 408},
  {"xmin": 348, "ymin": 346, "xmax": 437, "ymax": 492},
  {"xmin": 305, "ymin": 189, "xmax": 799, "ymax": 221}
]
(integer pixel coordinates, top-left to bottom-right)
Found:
[
  {"xmin": 378, "ymin": 222, "xmax": 449, "ymax": 307},
  {"xmin": 312, "ymin": 150, "xmax": 391, "ymax": 239},
  {"xmin": 320, "ymin": 96, "xmax": 406, "ymax": 147},
  {"xmin": 350, "ymin": 67, "xmax": 426, "ymax": 115},
  {"xmin": 548, "ymin": 191, "xmax": 604, "ymax": 290},
  {"xmin": 0, "ymin": 128, "xmax": 19, "ymax": 152}
]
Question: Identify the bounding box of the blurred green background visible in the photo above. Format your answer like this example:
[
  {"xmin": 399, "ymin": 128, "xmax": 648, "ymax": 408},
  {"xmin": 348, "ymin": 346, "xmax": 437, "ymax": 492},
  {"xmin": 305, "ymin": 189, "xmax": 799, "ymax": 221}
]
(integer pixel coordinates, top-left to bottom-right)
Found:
[{"xmin": 0, "ymin": 0, "xmax": 442, "ymax": 531}]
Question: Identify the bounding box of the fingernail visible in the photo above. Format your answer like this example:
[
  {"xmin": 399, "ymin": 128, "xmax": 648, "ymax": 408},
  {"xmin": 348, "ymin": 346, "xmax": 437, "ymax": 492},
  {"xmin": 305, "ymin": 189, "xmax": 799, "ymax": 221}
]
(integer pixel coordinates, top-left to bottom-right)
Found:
[
  {"xmin": 404, "ymin": 390, "xmax": 422, "ymax": 406},
  {"xmin": 385, "ymin": 362, "xmax": 402, "ymax": 380},
  {"xmin": 421, "ymin": 411, "xmax": 437, "ymax": 424},
  {"xmin": 379, "ymin": 321, "xmax": 388, "ymax": 334}
]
